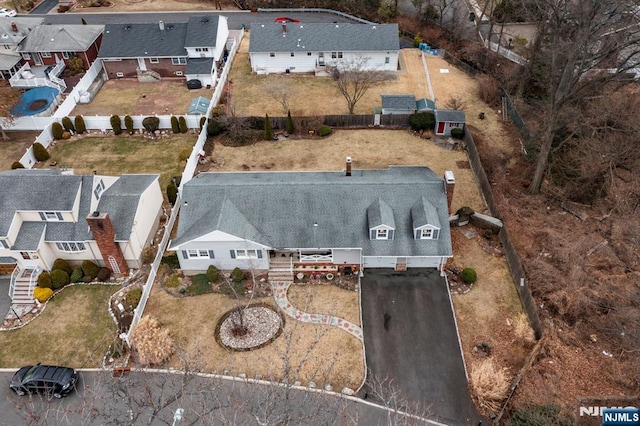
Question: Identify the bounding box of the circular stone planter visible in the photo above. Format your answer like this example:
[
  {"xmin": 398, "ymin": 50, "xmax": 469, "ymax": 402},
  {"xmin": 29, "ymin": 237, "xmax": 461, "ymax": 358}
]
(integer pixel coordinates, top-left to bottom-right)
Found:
[
  {"xmin": 326, "ymin": 273, "xmax": 334, "ymax": 280},
  {"xmin": 215, "ymin": 304, "xmax": 284, "ymax": 351}
]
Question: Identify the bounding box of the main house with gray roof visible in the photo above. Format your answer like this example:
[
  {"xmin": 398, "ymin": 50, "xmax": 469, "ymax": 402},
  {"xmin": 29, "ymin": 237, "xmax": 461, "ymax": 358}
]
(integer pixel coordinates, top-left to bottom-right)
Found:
[
  {"xmin": 0, "ymin": 169, "xmax": 163, "ymax": 304},
  {"xmin": 249, "ymin": 22, "xmax": 399, "ymax": 74},
  {"xmin": 168, "ymin": 164, "xmax": 455, "ymax": 277},
  {"xmin": 99, "ymin": 16, "xmax": 229, "ymax": 87}
]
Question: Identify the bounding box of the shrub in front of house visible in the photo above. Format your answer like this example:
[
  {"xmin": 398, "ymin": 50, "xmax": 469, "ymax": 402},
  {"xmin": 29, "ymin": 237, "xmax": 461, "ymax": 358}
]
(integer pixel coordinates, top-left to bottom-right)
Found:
[
  {"xmin": 70, "ymin": 267, "xmax": 84, "ymax": 283},
  {"xmin": 161, "ymin": 253, "xmax": 180, "ymax": 269},
  {"xmin": 52, "ymin": 258, "xmax": 73, "ymax": 275},
  {"xmin": 409, "ymin": 112, "xmax": 435, "ymax": 131},
  {"xmin": 451, "ymin": 127, "xmax": 465, "ymax": 139},
  {"xmin": 110, "ymin": 115, "xmax": 122, "ymax": 135},
  {"xmin": 170, "ymin": 116, "xmax": 180, "ymax": 133},
  {"xmin": 125, "ymin": 287, "xmax": 143, "ymax": 310},
  {"xmin": 61, "ymin": 116, "xmax": 75, "ymax": 133},
  {"xmin": 37, "ymin": 272, "xmax": 53, "ymax": 289},
  {"xmin": 74, "ymin": 115, "xmax": 86, "ymax": 134},
  {"xmin": 52, "ymin": 122, "xmax": 64, "ymax": 140},
  {"xmin": 318, "ymin": 125, "xmax": 332, "ymax": 137},
  {"xmin": 231, "ymin": 267, "xmax": 245, "ymax": 283},
  {"xmin": 461, "ymin": 267, "xmax": 478, "ymax": 284},
  {"xmin": 34, "ymin": 286, "xmax": 54, "ymax": 303},
  {"xmin": 185, "ymin": 273, "xmax": 213, "ymax": 296},
  {"xmin": 82, "ymin": 260, "xmax": 100, "ymax": 280},
  {"xmin": 141, "ymin": 246, "xmax": 156, "ymax": 265},
  {"xmin": 142, "ymin": 116, "xmax": 160, "ymax": 133},
  {"xmin": 207, "ymin": 120, "xmax": 223, "ymax": 137},
  {"xmin": 51, "ymin": 269, "xmax": 70, "ymax": 289},
  {"xmin": 97, "ymin": 267, "xmax": 112, "ymax": 281},
  {"xmin": 11, "ymin": 162, "xmax": 24, "ymax": 169},
  {"xmin": 61, "ymin": 131, "xmax": 71, "ymax": 139},
  {"xmin": 166, "ymin": 182, "xmax": 178, "ymax": 206},
  {"xmin": 124, "ymin": 115, "xmax": 134, "ymax": 134},
  {"xmin": 178, "ymin": 116, "xmax": 188, "ymax": 133},
  {"xmin": 33, "ymin": 142, "xmax": 50, "ymax": 162},
  {"xmin": 206, "ymin": 265, "xmax": 219, "ymax": 283}
]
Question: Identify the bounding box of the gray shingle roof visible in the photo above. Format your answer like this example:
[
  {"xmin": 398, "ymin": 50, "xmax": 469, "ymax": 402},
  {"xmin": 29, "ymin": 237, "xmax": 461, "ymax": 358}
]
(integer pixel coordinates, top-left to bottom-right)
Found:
[
  {"xmin": 185, "ymin": 57, "xmax": 214, "ymax": 74},
  {"xmin": 381, "ymin": 94, "xmax": 416, "ymax": 110},
  {"xmin": 99, "ymin": 22, "xmax": 188, "ymax": 58},
  {"xmin": 18, "ymin": 25, "xmax": 103, "ymax": 52},
  {"xmin": 171, "ymin": 166, "xmax": 451, "ymax": 258},
  {"xmin": 411, "ymin": 197, "xmax": 440, "ymax": 229},
  {"xmin": 435, "ymin": 109, "xmax": 466, "ymax": 123},
  {"xmin": 12, "ymin": 222, "xmax": 46, "ymax": 251},
  {"xmin": 416, "ymin": 97, "xmax": 436, "ymax": 111},
  {"xmin": 367, "ymin": 198, "xmax": 395, "ymax": 229},
  {"xmin": 0, "ymin": 170, "xmax": 158, "ymax": 244},
  {"xmin": 249, "ymin": 22, "xmax": 399, "ymax": 53},
  {"xmin": 185, "ymin": 16, "xmax": 219, "ymax": 47},
  {"xmin": 0, "ymin": 17, "xmax": 44, "ymax": 44}
]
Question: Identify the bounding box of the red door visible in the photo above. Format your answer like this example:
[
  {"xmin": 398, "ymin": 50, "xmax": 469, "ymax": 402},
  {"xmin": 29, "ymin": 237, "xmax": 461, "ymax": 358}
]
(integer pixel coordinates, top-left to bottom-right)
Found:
[{"xmin": 437, "ymin": 121, "xmax": 445, "ymax": 134}]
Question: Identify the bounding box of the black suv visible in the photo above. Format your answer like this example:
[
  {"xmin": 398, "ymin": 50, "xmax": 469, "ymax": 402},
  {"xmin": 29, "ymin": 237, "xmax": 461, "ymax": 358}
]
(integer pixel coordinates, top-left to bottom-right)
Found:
[{"xmin": 10, "ymin": 364, "xmax": 79, "ymax": 398}]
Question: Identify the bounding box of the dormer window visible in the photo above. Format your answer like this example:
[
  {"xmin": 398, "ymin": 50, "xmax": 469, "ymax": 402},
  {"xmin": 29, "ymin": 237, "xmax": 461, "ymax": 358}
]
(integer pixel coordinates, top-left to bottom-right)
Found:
[
  {"xmin": 377, "ymin": 229, "xmax": 388, "ymax": 240},
  {"xmin": 94, "ymin": 179, "xmax": 105, "ymax": 200},
  {"xmin": 368, "ymin": 198, "xmax": 395, "ymax": 241},
  {"xmin": 421, "ymin": 228, "xmax": 439, "ymax": 239},
  {"xmin": 40, "ymin": 211, "xmax": 62, "ymax": 221}
]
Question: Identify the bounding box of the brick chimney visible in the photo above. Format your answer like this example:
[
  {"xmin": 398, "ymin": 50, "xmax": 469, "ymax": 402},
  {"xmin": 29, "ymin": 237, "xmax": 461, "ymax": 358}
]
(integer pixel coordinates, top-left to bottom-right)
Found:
[
  {"xmin": 444, "ymin": 171, "xmax": 455, "ymax": 214},
  {"xmin": 86, "ymin": 211, "xmax": 128, "ymax": 275},
  {"xmin": 346, "ymin": 156, "xmax": 352, "ymax": 176},
  {"xmin": 282, "ymin": 22, "xmax": 287, "ymax": 35},
  {"xmin": 159, "ymin": 20, "xmax": 165, "ymax": 31},
  {"xmin": 11, "ymin": 22, "xmax": 18, "ymax": 33}
]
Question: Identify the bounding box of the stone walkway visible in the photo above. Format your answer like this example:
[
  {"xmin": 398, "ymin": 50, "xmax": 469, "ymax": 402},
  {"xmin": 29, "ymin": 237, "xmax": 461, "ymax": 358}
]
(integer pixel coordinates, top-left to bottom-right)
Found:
[{"xmin": 271, "ymin": 281, "xmax": 363, "ymax": 341}]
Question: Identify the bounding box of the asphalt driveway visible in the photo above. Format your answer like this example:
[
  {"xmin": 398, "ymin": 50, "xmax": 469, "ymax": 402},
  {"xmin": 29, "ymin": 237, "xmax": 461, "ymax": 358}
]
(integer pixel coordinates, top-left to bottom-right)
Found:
[{"xmin": 361, "ymin": 269, "xmax": 484, "ymax": 425}]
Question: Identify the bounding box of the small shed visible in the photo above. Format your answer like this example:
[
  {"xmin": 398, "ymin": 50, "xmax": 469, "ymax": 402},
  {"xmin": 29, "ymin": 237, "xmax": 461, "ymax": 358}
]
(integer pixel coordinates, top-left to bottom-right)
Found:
[
  {"xmin": 381, "ymin": 94, "xmax": 416, "ymax": 115},
  {"xmin": 434, "ymin": 109, "xmax": 466, "ymax": 136},
  {"xmin": 416, "ymin": 97, "xmax": 436, "ymax": 112},
  {"xmin": 187, "ymin": 96, "xmax": 210, "ymax": 115}
]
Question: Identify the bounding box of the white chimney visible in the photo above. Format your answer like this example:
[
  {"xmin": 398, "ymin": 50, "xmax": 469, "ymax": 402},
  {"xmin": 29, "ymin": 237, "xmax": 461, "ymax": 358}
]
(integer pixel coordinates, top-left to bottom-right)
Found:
[
  {"xmin": 346, "ymin": 156, "xmax": 352, "ymax": 176},
  {"xmin": 159, "ymin": 20, "xmax": 165, "ymax": 31}
]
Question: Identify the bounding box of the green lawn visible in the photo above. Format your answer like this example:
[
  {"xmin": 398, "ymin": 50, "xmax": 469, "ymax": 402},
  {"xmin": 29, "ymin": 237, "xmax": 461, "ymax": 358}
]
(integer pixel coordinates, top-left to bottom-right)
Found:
[
  {"xmin": 0, "ymin": 285, "xmax": 118, "ymax": 368},
  {"xmin": 49, "ymin": 135, "xmax": 196, "ymax": 189}
]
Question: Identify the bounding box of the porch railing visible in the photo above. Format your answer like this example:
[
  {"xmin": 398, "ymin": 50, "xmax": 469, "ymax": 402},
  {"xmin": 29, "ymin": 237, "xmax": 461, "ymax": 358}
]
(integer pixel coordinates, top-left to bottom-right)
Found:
[
  {"xmin": 9, "ymin": 266, "xmax": 18, "ymax": 298},
  {"xmin": 299, "ymin": 254, "xmax": 333, "ymax": 263}
]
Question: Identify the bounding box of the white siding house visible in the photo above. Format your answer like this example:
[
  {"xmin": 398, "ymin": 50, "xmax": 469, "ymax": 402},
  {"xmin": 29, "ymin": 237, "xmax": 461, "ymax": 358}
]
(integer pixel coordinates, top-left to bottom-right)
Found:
[
  {"xmin": 249, "ymin": 22, "xmax": 399, "ymax": 74},
  {"xmin": 168, "ymin": 165, "xmax": 454, "ymax": 278}
]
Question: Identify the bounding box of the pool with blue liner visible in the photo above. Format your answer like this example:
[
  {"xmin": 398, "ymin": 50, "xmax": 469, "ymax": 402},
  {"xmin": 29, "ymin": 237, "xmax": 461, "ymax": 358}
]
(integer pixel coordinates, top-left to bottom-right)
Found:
[{"xmin": 10, "ymin": 87, "xmax": 59, "ymax": 116}]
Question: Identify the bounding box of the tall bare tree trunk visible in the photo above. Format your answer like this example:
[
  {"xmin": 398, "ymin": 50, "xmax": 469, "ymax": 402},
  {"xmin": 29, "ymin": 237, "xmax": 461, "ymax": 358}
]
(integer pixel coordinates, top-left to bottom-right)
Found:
[{"xmin": 528, "ymin": 108, "xmax": 558, "ymax": 194}]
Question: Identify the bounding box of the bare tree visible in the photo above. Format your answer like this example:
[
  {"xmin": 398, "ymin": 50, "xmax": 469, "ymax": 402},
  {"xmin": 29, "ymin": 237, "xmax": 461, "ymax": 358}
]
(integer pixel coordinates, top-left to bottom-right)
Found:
[
  {"xmin": 266, "ymin": 76, "xmax": 291, "ymax": 115},
  {"xmin": 523, "ymin": 0, "xmax": 640, "ymax": 193},
  {"xmin": 327, "ymin": 57, "xmax": 384, "ymax": 114}
]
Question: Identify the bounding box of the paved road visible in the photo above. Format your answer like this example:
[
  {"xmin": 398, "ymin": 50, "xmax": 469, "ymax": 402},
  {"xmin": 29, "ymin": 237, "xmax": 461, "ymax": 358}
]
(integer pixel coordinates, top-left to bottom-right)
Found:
[
  {"xmin": 361, "ymin": 269, "xmax": 485, "ymax": 425},
  {"xmin": 0, "ymin": 370, "xmax": 445, "ymax": 425}
]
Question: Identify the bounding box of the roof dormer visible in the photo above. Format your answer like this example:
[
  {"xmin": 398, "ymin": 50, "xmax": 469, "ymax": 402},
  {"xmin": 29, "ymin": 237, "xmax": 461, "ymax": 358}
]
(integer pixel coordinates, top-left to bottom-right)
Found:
[
  {"xmin": 411, "ymin": 197, "xmax": 441, "ymax": 240},
  {"xmin": 367, "ymin": 198, "xmax": 395, "ymax": 240}
]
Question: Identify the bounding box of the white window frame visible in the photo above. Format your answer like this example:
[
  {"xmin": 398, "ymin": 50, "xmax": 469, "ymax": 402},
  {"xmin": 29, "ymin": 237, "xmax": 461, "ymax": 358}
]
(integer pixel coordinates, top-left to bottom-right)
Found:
[
  {"xmin": 21, "ymin": 53, "xmax": 30, "ymax": 60},
  {"xmin": 171, "ymin": 57, "xmax": 187, "ymax": 65},
  {"xmin": 149, "ymin": 57, "xmax": 159, "ymax": 64},
  {"xmin": 56, "ymin": 242, "xmax": 87, "ymax": 252},
  {"xmin": 385, "ymin": 56, "xmax": 390, "ymax": 64},
  {"xmin": 421, "ymin": 228, "xmax": 433, "ymax": 239},
  {"xmin": 186, "ymin": 250, "xmax": 212, "ymax": 259},
  {"xmin": 269, "ymin": 52, "xmax": 275, "ymax": 57},
  {"xmin": 338, "ymin": 52, "xmax": 343, "ymax": 58},
  {"xmin": 43, "ymin": 212, "xmax": 62, "ymax": 221},
  {"xmin": 195, "ymin": 47, "xmax": 209, "ymax": 52},
  {"xmin": 235, "ymin": 249, "xmax": 258, "ymax": 259},
  {"xmin": 307, "ymin": 52, "xmax": 312, "ymax": 56},
  {"xmin": 94, "ymin": 179, "xmax": 105, "ymax": 200},
  {"xmin": 62, "ymin": 51, "xmax": 70, "ymax": 59},
  {"xmin": 116, "ymin": 72, "xmax": 124, "ymax": 78},
  {"xmin": 3, "ymin": 44, "xmax": 10, "ymax": 50},
  {"xmin": 41, "ymin": 52, "xmax": 51, "ymax": 58},
  {"xmin": 175, "ymin": 71, "xmax": 183, "ymax": 76},
  {"xmin": 331, "ymin": 52, "xmax": 337, "ymax": 59},
  {"xmin": 376, "ymin": 229, "xmax": 388, "ymax": 240}
]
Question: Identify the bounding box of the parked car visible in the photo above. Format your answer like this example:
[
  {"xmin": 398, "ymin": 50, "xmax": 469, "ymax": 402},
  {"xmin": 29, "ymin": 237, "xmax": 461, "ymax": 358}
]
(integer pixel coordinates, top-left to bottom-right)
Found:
[
  {"xmin": 0, "ymin": 8, "xmax": 17, "ymax": 17},
  {"xmin": 274, "ymin": 17, "xmax": 300, "ymax": 23},
  {"xmin": 10, "ymin": 364, "xmax": 79, "ymax": 398}
]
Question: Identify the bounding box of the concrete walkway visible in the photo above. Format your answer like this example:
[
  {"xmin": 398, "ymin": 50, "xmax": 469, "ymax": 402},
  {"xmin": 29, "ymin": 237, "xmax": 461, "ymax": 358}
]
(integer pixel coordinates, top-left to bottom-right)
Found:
[{"xmin": 271, "ymin": 281, "xmax": 363, "ymax": 341}]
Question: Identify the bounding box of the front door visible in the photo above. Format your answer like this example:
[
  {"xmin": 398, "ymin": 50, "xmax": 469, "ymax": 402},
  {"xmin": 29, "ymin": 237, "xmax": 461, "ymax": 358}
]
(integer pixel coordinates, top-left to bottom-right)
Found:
[
  {"xmin": 137, "ymin": 58, "xmax": 147, "ymax": 72},
  {"xmin": 33, "ymin": 53, "xmax": 42, "ymax": 66},
  {"xmin": 318, "ymin": 53, "xmax": 325, "ymax": 67},
  {"xmin": 437, "ymin": 121, "xmax": 446, "ymax": 134}
]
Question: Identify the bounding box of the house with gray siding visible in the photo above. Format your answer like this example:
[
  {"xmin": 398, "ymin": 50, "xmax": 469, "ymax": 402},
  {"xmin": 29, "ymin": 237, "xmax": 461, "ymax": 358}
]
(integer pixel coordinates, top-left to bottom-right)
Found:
[
  {"xmin": 434, "ymin": 109, "xmax": 466, "ymax": 136},
  {"xmin": 249, "ymin": 22, "xmax": 399, "ymax": 74},
  {"xmin": 99, "ymin": 16, "xmax": 229, "ymax": 86},
  {"xmin": 0, "ymin": 169, "xmax": 163, "ymax": 304},
  {"xmin": 168, "ymin": 163, "xmax": 455, "ymax": 278}
]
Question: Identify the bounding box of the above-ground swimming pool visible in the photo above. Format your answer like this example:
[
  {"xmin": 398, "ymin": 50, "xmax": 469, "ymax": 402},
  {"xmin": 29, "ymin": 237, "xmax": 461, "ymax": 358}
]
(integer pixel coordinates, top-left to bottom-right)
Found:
[{"xmin": 10, "ymin": 87, "xmax": 60, "ymax": 117}]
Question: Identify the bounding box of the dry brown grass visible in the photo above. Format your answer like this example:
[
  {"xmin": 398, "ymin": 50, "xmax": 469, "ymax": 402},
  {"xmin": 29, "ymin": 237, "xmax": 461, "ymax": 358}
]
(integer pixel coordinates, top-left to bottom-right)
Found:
[
  {"xmin": 0, "ymin": 131, "xmax": 38, "ymax": 170},
  {"xmin": 71, "ymin": 79, "xmax": 211, "ymax": 116},
  {"xmin": 229, "ymin": 37, "xmax": 431, "ymax": 116},
  {"xmin": 470, "ymin": 358, "xmax": 510, "ymax": 412},
  {"xmin": 211, "ymin": 129, "xmax": 485, "ymax": 213},
  {"xmin": 287, "ymin": 285, "xmax": 360, "ymax": 326},
  {"xmin": 144, "ymin": 286, "xmax": 364, "ymax": 390},
  {"xmin": 72, "ymin": 0, "xmax": 232, "ymax": 12}
]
